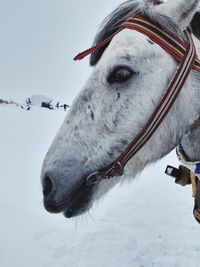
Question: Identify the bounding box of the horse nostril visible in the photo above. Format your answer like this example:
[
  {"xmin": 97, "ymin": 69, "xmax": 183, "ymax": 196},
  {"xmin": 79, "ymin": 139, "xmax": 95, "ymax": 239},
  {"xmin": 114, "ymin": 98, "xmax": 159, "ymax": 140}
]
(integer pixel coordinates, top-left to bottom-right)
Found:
[{"xmin": 43, "ymin": 176, "xmax": 53, "ymax": 197}]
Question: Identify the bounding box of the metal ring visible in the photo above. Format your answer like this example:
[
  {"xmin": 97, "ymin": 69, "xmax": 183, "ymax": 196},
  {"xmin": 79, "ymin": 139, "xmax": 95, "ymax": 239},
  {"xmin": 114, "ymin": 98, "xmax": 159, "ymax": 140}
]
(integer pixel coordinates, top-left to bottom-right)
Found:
[{"xmin": 86, "ymin": 172, "xmax": 101, "ymax": 185}]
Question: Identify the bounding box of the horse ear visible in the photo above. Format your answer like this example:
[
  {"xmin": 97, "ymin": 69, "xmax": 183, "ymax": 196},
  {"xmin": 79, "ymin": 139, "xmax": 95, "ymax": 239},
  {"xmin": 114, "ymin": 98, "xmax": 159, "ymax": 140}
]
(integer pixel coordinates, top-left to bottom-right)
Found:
[
  {"xmin": 191, "ymin": 12, "xmax": 200, "ymax": 40},
  {"xmin": 158, "ymin": 0, "xmax": 200, "ymax": 30}
]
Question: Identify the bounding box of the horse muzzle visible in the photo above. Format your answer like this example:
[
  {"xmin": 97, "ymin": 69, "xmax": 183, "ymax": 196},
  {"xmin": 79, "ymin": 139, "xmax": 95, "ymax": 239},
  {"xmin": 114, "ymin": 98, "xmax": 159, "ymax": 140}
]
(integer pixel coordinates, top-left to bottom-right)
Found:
[{"xmin": 42, "ymin": 169, "xmax": 97, "ymax": 218}]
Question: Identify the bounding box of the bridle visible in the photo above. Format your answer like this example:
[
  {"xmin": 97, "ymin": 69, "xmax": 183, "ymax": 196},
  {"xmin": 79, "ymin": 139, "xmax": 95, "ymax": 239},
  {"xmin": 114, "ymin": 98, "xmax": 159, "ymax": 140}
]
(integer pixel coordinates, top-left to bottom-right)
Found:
[{"xmin": 74, "ymin": 14, "xmax": 200, "ymax": 186}]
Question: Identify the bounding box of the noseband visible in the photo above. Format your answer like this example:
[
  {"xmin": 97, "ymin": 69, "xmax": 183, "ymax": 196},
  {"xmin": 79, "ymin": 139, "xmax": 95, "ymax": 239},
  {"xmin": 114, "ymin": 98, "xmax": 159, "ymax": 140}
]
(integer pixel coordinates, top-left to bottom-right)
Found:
[{"xmin": 74, "ymin": 14, "xmax": 200, "ymax": 186}]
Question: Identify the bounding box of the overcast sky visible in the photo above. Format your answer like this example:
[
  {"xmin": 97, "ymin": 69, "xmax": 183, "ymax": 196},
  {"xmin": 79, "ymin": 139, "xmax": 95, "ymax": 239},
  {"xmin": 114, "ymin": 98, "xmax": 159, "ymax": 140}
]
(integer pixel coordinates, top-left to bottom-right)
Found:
[{"xmin": 0, "ymin": 0, "xmax": 122, "ymax": 103}]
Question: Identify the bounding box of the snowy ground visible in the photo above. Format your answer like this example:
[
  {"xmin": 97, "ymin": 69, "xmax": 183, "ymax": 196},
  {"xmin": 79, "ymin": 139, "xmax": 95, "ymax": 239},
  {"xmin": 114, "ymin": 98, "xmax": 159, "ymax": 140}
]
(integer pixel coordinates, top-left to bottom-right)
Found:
[{"xmin": 0, "ymin": 107, "xmax": 200, "ymax": 267}]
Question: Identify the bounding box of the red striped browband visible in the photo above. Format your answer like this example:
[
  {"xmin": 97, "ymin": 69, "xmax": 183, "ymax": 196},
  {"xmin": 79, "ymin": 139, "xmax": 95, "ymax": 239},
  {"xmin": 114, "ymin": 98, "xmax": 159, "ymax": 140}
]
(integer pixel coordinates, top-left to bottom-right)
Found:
[
  {"xmin": 74, "ymin": 15, "xmax": 200, "ymax": 71},
  {"xmin": 73, "ymin": 15, "xmax": 200, "ymax": 185}
]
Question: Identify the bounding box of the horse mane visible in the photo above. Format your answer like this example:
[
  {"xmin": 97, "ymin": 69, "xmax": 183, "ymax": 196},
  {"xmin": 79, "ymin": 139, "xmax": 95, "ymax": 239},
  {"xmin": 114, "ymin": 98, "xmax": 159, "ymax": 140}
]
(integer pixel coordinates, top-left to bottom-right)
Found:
[
  {"xmin": 191, "ymin": 11, "xmax": 200, "ymax": 40},
  {"xmin": 89, "ymin": 0, "xmax": 186, "ymax": 66}
]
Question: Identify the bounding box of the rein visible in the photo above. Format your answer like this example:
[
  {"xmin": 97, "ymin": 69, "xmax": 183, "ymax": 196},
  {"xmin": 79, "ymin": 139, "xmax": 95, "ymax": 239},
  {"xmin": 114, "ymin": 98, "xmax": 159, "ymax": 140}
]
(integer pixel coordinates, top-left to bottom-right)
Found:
[{"xmin": 74, "ymin": 15, "xmax": 200, "ymax": 186}]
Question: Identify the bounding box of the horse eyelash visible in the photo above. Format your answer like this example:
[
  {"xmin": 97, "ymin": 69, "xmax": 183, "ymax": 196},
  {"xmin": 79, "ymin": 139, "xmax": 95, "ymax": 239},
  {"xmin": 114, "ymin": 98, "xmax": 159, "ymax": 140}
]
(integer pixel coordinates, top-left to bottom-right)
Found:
[{"xmin": 107, "ymin": 66, "xmax": 135, "ymax": 84}]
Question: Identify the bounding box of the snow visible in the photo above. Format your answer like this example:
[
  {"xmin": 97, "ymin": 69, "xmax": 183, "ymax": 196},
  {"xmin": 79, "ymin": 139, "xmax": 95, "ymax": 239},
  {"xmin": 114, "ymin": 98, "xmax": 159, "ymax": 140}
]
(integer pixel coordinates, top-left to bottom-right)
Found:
[{"xmin": 0, "ymin": 107, "xmax": 200, "ymax": 267}]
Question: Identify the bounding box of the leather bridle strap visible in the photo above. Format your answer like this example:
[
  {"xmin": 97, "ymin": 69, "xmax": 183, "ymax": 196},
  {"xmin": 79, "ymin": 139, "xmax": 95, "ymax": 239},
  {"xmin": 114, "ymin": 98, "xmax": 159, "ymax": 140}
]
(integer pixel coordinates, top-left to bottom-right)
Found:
[
  {"xmin": 123, "ymin": 16, "xmax": 200, "ymax": 71},
  {"xmin": 74, "ymin": 16, "xmax": 200, "ymax": 71},
  {"xmin": 74, "ymin": 15, "xmax": 199, "ymax": 185}
]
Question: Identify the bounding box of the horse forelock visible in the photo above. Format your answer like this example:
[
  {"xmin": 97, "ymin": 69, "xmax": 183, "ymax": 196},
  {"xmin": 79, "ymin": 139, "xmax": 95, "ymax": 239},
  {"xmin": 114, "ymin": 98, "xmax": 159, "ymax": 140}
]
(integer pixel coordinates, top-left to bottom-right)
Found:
[{"xmin": 90, "ymin": 0, "xmax": 185, "ymax": 66}]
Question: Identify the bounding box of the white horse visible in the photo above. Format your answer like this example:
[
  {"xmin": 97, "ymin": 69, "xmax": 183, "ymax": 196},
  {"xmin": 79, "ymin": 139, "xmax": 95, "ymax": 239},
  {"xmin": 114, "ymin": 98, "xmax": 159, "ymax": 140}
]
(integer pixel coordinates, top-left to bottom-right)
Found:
[{"xmin": 41, "ymin": 0, "xmax": 200, "ymax": 218}]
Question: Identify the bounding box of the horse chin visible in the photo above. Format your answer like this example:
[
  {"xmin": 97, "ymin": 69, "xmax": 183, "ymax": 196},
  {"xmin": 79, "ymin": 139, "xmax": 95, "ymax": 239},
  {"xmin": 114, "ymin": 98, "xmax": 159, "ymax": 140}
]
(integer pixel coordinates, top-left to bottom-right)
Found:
[
  {"xmin": 63, "ymin": 204, "xmax": 90, "ymax": 218},
  {"xmin": 62, "ymin": 182, "xmax": 96, "ymax": 218}
]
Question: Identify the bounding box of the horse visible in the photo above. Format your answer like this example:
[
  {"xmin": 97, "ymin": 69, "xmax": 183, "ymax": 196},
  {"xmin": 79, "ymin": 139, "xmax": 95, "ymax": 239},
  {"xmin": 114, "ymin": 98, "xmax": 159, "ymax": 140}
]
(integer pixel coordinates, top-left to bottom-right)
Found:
[{"xmin": 41, "ymin": 0, "xmax": 200, "ymax": 219}]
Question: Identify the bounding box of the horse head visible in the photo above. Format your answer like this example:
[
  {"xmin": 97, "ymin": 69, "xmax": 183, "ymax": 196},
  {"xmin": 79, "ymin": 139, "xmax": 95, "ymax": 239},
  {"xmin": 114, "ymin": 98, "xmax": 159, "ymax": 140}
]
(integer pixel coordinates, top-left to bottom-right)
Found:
[{"xmin": 41, "ymin": 0, "xmax": 200, "ymax": 218}]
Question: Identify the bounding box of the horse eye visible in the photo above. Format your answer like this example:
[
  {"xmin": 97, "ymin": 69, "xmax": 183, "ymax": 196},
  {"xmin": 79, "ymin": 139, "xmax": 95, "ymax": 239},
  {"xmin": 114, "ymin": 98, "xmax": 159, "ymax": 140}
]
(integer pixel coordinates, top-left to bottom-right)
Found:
[{"xmin": 107, "ymin": 66, "xmax": 134, "ymax": 84}]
